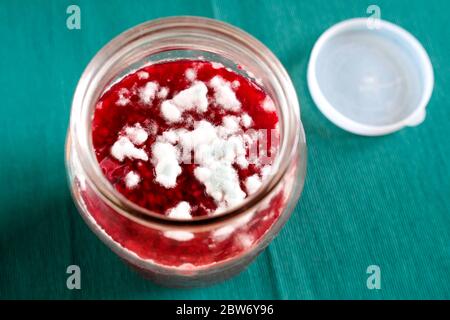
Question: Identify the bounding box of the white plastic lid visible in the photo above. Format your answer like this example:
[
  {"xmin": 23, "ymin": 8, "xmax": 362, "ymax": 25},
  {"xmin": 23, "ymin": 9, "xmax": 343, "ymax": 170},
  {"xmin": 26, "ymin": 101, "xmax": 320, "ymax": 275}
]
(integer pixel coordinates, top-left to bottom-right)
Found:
[{"xmin": 307, "ymin": 18, "xmax": 434, "ymax": 136}]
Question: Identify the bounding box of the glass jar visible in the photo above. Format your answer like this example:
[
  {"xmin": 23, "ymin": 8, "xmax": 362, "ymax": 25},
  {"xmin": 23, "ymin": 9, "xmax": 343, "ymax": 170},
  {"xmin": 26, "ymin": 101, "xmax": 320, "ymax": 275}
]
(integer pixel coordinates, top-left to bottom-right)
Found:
[{"xmin": 65, "ymin": 16, "xmax": 307, "ymax": 287}]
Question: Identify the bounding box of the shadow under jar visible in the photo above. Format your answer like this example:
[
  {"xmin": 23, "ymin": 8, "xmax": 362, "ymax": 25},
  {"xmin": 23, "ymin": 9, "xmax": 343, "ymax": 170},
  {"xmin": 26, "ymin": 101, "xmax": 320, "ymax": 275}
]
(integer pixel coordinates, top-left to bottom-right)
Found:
[{"xmin": 65, "ymin": 16, "xmax": 307, "ymax": 287}]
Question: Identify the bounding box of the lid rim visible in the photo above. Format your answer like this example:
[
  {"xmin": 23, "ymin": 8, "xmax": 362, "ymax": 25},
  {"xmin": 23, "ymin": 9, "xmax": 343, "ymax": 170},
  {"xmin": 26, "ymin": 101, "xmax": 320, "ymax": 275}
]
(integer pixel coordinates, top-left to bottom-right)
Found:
[{"xmin": 307, "ymin": 18, "xmax": 434, "ymax": 136}]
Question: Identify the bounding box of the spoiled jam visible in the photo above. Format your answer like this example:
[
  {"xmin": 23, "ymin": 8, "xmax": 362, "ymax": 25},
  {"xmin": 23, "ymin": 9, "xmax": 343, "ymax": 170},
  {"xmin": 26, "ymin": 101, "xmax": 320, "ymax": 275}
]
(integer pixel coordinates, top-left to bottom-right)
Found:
[{"xmin": 92, "ymin": 60, "xmax": 279, "ymax": 217}]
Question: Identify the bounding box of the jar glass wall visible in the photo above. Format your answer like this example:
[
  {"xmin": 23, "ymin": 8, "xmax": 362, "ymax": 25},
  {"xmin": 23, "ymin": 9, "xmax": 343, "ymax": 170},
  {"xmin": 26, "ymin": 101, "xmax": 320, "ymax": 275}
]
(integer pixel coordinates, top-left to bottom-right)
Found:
[{"xmin": 65, "ymin": 16, "xmax": 306, "ymax": 287}]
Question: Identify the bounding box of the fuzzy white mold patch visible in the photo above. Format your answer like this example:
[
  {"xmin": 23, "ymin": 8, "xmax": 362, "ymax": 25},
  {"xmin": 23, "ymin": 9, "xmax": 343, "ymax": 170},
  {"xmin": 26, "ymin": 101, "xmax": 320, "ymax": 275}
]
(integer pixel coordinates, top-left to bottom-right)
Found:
[
  {"xmin": 209, "ymin": 76, "xmax": 241, "ymax": 111},
  {"xmin": 125, "ymin": 171, "xmax": 140, "ymax": 189},
  {"xmin": 125, "ymin": 123, "xmax": 148, "ymax": 145},
  {"xmin": 241, "ymin": 113, "xmax": 253, "ymax": 128},
  {"xmin": 137, "ymin": 71, "xmax": 149, "ymax": 80},
  {"xmin": 157, "ymin": 87, "xmax": 169, "ymax": 99},
  {"xmin": 245, "ymin": 174, "xmax": 262, "ymax": 195},
  {"xmin": 163, "ymin": 230, "xmax": 194, "ymax": 241},
  {"xmin": 160, "ymin": 82, "xmax": 208, "ymax": 123},
  {"xmin": 166, "ymin": 201, "xmax": 192, "ymax": 220},
  {"xmin": 117, "ymin": 88, "xmax": 130, "ymax": 106},
  {"xmin": 262, "ymin": 96, "xmax": 276, "ymax": 112},
  {"xmin": 139, "ymin": 81, "xmax": 159, "ymax": 104},
  {"xmin": 151, "ymin": 141, "xmax": 181, "ymax": 188},
  {"xmin": 185, "ymin": 68, "xmax": 197, "ymax": 81},
  {"xmin": 111, "ymin": 136, "xmax": 148, "ymax": 162}
]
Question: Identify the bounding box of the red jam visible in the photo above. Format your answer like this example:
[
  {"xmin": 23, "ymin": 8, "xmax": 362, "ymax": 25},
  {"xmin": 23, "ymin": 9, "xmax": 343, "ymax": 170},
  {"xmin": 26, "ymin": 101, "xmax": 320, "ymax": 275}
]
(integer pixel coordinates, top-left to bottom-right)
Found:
[
  {"xmin": 92, "ymin": 60, "xmax": 279, "ymax": 217},
  {"xmin": 78, "ymin": 60, "xmax": 287, "ymax": 270}
]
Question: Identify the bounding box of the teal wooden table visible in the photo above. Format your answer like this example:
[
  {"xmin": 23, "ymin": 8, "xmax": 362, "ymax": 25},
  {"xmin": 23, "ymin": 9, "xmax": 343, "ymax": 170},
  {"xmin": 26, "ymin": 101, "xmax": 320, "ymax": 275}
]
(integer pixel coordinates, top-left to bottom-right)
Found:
[{"xmin": 0, "ymin": 0, "xmax": 449, "ymax": 299}]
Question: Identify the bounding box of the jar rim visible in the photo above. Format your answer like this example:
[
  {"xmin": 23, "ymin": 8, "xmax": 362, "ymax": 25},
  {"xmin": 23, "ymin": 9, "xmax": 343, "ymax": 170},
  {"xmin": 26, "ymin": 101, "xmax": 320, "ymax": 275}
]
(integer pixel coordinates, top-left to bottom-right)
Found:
[{"xmin": 70, "ymin": 16, "xmax": 305, "ymax": 226}]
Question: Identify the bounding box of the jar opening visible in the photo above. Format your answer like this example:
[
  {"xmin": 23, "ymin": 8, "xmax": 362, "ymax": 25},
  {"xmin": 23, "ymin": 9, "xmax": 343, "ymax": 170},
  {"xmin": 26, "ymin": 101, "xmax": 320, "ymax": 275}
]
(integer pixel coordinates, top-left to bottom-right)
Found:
[{"xmin": 70, "ymin": 16, "xmax": 303, "ymax": 225}]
